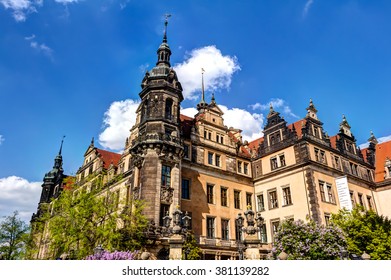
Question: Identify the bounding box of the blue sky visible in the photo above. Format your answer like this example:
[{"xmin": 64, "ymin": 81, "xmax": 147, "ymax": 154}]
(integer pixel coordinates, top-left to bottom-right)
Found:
[{"xmin": 1, "ymin": 0, "xmax": 391, "ymax": 222}]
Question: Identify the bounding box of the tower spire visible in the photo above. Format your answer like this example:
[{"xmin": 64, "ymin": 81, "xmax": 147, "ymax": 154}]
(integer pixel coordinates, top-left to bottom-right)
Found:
[
  {"xmin": 197, "ymin": 68, "xmax": 208, "ymax": 110},
  {"xmin": 156, "ymin": 14, "xmax": 172, "ymax": 67},
  {"xmin": 201, "ymin": 68, "xmax": 205, "ymax": 103},
  {"xmin": 58, "ymin": 135, "xmax": 65, "ymax": 156},
  {"xmin": 163, "ymin": 14, "xmax": 171, "ymax": 43}
]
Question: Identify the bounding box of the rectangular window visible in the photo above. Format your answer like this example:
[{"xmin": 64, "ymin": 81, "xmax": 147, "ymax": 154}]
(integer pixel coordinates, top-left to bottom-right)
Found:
[
  {"xmin": 208, "ymin": 152, "xmax": 213, "ymax": 165},
  {"xmin": 315, "ymin": 148, "xmax": 326, "ymax": 163},
  {"xmin": 215, "ymin": 154, "xmax": 221, "ymax": 167},
  {"xmin": 244, "ymin": 162, "xmax": 249, "ymax": 174},
  {"xmin": 282, "ymin": 186, "xmax": 292, "ymax": 206},
  {"xmin": 234, "ymin": 190, "xmax": 241, "ymax": 209},
  {"xmin": 221, "ymin": 219, "xmax": 229, "ymax": 241},
  {"xmin": 238, "ymin": 160, "xmax": 242, "ymax": 173},
  {"xmin": 246, "ymin": 193, "xmax": 252, "ymax": 209},
  {"xmin": 334, "ymin": 155, "xmax": 341, "ymax": 170},
  {"xmin": 350, "ymin": 191, "xmax": 356, "ymax": 206},
  {"xmin": 269, "ymin": 131, "xmax": 281, "ymax": 145},
  {"xmin": 271, "ymin": 220, "xmax": 280, "ymax": 242},
  {"xmin": 367, "ymin": 196, "xmax": 373, "ymax": 210},
  {"xmin": 270, "ymin": 157, "xmax": 278, "ymax": 170},
  {"xmin": 279, "ymin": 154, "xmax": 286, "ymax": 167},
  {"xmin": 268, "ymin": 189, "xmax": 278, "ymax": 209},
  {"xmin": 324, "ymin": 213, "xmax": 331, "ymax": 226},
  {"xmin": 207, "ymin": 184, "xmax": 214, "ymax": 204},
  {"xmin": 221, "ymin": 187, "xmax": 228, "ymax": 207},
  {"xmin": 327, "ymin": 184, "xmax": 335, "ymax": 203},
  {"xmin": 206, "ymin": 217, "xmax": 215, "ymax": 239},
  {"xmin": 257, "ymin": 194, "xmax": 265, "ymax": 211},
  {"xmin": 160, "ymin": 204, "xmax": 170, "ymax": 226},
  {"xmin": 319, "ymin": 181, "xmax": 326, "ymax": 201},
  {"xmin": 181, "ymin": 179, "xmax": 190, "ymax": 200},
  {"xmin": 183, "ymin": 144, "xmax": 190, "ymax": 159},
  {"xmin": 358, "ymin": 193, "xmax": 364, "ymax": 208},
  {"xmin": 260, "ymin": 224, "xmax": 267, "ymax": 243},
  {"xmin": 161, "ymin": 165, "xmax": 171, "ymax": 187}
]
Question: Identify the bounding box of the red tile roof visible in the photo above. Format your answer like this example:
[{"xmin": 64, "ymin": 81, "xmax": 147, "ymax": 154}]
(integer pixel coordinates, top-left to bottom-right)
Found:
[
  {"xmin": 180, "ymin": 114, "xmax": 194, "ymax": 138},
  {"xmin": 287, "ymin": 119, "xmax": 306, "ymax": 139},
  {"xmin": 329, "ymin": 135, "xmax": 338, "ymax": 150},
  {"xmin": 96, "ymin": 148, "xmax": 121, "ymax": 169},
  {"xmin": 362, "ymin": 140, "xmax": 391, "ymax": 183}
]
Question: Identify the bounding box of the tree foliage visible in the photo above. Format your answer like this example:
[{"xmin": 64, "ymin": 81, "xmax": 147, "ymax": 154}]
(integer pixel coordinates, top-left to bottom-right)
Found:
[
  {"xmin": 331, "ymin": 206, "xmax": 391, "ymax": 260},
  {"xmin": 182, "ymin": 232, "xmax": 202, "ymax": 260},
  {"xmin": 272, "ymin": 219, "xmax": 347, "ymax": 260},
  {"xmin": 0, "ymin": 211, "xmax": 30, "ymax": 260},
  {"xmin": 39, "ymin": 177, "xmax": 148, "ymax": 259}
]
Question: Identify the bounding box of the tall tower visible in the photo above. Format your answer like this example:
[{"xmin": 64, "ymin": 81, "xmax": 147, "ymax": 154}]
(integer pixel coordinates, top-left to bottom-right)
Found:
[
  {"xmin": 129, "ymin": 16, "xmax": 184, "ymax": 226},
  {"xmin": 32, "ymin": 137, "xmax": 65, "ymax": 221}
]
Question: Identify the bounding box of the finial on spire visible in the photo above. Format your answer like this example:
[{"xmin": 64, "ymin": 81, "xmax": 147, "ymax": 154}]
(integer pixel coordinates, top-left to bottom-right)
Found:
[
  {"xmin": 163, "ymin": 14, "xmax": 171, "ymax": 43},
  {"xmin": 90, "ymin": 137, "xmax": 95, "ymax": 147},
  {"xmin": 59, "ymin": 135, "xmax": 65, "ymax": 156},
  {"xmin": 211, "ymin": 92, "xmax": 216, "ymax": 104},
  {"xmin": 201, "ymin": 68, "xmax": 206, "ymax": 103}
]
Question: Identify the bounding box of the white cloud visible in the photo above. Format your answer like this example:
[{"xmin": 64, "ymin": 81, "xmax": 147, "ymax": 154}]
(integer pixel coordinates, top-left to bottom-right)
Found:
[
  {"xmin": 0, "ymin": 176, "xmax": 41, "ymax": 223},
  {"xmin": 98, "ymin": 99, "xmax": 140, "ymax": 151},
  {"xmin": 250, "ymin": 98, "xmax": 299, "ymax": 119},
  {"xmin": 55, "ymin": 0, "xmax": 80, "ymax": 4},
  {"xmin": 139, "ymin": 63, "xmax": 149, "ymax": 73},
  {"xmin": 302, "ymin": 0, "xmax": 314, "ymax": 19},
  {"xmin": 180, "ymin": 107, "xmax": 198, "ymax": 119},
  {"xmin": 0, "ymin": 135, "xmax": 4, "ymax": 145},
  {"xmin": 25, "ymin": 35, "xmax": 54, "ymax": 60},
  {"xmin": 220, "ymin": 105, "xmax": 264, "ymax": 141},
  {"xmin": 181, "ymin": 105, "xmax": 264, "ymax": 142},
  {"xmin": 0, "ymin": 0, "xmax": 42, "ymax": 22},
  {"xmin": 119, "ymin": 0, "xmax": 130, "ymax": 10},
  {"xmin": 174, "ymin": 45, "xmax": 241, "ymax": 100}
]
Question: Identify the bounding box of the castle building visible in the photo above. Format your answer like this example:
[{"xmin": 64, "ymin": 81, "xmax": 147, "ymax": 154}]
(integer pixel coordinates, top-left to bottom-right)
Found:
[{"xmin": 32, "ymin": 20, "xmax": 391, "ymax": 260}]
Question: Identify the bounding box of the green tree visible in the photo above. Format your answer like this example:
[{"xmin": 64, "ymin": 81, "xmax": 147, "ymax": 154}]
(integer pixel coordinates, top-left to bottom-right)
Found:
[
  {"xmin": 272, "ymin": 219, "xmax": 347, "ymax": 260},
  {"xmin": 116, "ymin": 198, "xmax": 149, "ymax": 252},
  {"xmin": 0, "ymin": 211, "xmax": 30, "ymax": 260},
  {"xmin": 41, "ymin": 178, "xmax": 148, "ymax": 259},
  {"xmin": 331, "ymin": 206, "xmax": 391, "ymax": 260},
  {"xmin": 182, "ymin": 232, "xmax": 202, "ymax": 260}
]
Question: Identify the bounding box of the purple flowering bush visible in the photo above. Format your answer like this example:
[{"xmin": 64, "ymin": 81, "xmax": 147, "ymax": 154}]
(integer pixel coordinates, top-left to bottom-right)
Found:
[
  {"xmin": 271, "ymin": 219, "xmax": 347, "ymax": 260},
  {"xmin": 85, "ymin": 250, "xmax": 137, "ymax": 260}
]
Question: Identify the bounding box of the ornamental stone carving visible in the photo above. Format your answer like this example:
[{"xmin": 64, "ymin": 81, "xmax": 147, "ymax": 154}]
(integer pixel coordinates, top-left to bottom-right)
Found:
[{"xmin": 160, "ymin": 186, "xmax": 174, "ymax": 204}]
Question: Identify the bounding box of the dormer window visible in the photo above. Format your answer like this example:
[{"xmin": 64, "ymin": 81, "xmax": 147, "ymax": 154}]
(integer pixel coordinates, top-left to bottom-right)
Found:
[{"xmin": 269, "ymin": 131, "xmax": 281, "ymax": 146}]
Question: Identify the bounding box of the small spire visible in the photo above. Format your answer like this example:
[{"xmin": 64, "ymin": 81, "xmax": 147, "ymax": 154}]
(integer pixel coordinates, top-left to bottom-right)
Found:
[
  {"xmin": 201, "ymin": 68, "xmax": 205, "ymax": 103},
  {"xmin": 197, "ymin": 68, "xmax": 208, "ymax": 110},
  {"xmin": 59, "ymin": 135, "xmax": 65, "ymax": 156},
  {"xmin": 368, "ymin": 131, "xmax": 378, "ymax": 144},
  {"xmin": 340, "ymin": 114, "xmax": 351, "ymax": 128},
  {"xmin": 211, "ymin": 93, "xmax": 216, "ymax": 105},
  {"xmin": 90, "ymin": 137, "xmax": 95, "ymax": 147},
  {"xmin": 163, "ymin": 14, "xmax": 171, "ymax": 43}
]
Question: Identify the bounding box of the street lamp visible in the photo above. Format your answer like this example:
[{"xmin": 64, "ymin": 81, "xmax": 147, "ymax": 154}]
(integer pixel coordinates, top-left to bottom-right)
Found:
[
  {"xmin": 235, "ymin": 206, "xmax": 264, "ymax": 260},
  {"xmin": 236, "ymin": 207, "xmax": 264, "ymax": 235},
  {"xmin": 162, "ymin": 206, "xmax": 191, "ymax": 235},
  {"xmin": 161, "ymin": 206, "xmax": 192, "ymax": 260}
]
